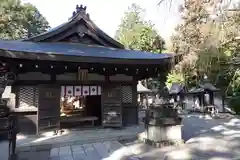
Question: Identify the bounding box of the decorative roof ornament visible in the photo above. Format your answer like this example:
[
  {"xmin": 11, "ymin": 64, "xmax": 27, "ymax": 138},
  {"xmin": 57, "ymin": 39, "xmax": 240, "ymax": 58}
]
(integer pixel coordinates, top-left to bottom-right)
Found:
[{"xmin": 71, "ymin": 4, "xmax": 89, "ymax": 19}]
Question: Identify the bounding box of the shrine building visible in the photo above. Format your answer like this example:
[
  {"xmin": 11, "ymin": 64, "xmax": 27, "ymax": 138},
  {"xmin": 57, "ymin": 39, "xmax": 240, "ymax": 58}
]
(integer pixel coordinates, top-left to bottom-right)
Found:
[{"xmin": 0, "ymin": 5, "xmax": 178, "ymax": 135}]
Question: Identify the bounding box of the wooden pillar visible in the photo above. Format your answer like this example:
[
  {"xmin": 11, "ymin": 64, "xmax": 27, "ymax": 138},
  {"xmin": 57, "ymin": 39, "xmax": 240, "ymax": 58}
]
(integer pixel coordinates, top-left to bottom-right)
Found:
[
  {"xmin": 222, "ymin": 95, "xmax": 225, "ymax": 112},
  {"xmin": 105, "ymin": 75, "xmax": 110, "ymax": 83},
  {"xmin": 209, "ymin": 92, "xmax": 214, "ymax": 105},
  {"xmin": 50, "ymin": 73, "xmax": 56, "ymax": 83},
  {"xmin": 199, "ymin": 93, "xmax": 203, "ymax": 107},
  {"xmin": 174, "ymin": 95, "xmax": 177, "ymax": 102},
  {"xmin": 132, "ymin": 80, "xmax": 138, "ymax": 125}
]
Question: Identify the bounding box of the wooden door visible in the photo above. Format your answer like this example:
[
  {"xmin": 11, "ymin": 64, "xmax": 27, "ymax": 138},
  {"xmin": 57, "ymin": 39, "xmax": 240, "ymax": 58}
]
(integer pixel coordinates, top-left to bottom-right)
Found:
[
  {"xmin": 102, "ymin": 84, "xmax": 122, "ymax": 127},
  {"xmin": 37, "ymin": 85, "xmax": 60, "ymax": 134}
]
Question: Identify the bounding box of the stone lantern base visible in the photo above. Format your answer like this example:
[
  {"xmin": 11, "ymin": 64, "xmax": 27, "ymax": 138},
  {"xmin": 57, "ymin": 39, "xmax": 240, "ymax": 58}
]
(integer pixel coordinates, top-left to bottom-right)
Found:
[
  {"xmin": 139, "ymin": 115, "xmax": 184, "ymax": 148},
  {"xmin": 139, "ymin": 124, "xmax": 183, "ymax": 148},
  {"xmin": 140, "ymin": 106, "xmax": 184, "ymax": 148}
]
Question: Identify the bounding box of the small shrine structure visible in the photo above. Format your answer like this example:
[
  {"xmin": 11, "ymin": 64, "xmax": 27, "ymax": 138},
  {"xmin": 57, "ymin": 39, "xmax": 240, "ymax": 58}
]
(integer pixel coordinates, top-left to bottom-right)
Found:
[
  {"xmin": 169, "ymin": 83, "xmax": 186, "ymax": 102},
  {"xmin": 169, "ymin": 82, "xmax": 187, "ymax": 110},
  {"xmin": 188, "ymin": 80, "xmax": 220, "ymax": 112}
]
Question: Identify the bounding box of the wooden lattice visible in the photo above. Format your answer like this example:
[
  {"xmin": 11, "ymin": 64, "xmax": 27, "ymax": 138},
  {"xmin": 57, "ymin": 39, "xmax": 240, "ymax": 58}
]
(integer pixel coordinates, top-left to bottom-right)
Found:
[
  {"xmin": 18, "ymin": 87, "xmax": 39, "ymax": 108},
  {"xmin": 122, "ymin": 85, "xmax": 132, "ymax": 104}
]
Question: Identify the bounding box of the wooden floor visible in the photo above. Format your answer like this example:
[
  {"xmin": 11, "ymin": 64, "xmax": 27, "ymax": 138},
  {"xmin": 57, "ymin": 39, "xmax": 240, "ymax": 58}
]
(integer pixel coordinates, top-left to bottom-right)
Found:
[{"xmin": 49, "ymin": 141, "xmax": 125, "ymax": 160}]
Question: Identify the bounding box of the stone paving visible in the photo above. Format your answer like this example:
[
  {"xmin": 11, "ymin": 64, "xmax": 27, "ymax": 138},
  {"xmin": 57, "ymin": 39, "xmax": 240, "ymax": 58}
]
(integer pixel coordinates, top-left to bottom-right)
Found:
[
  {"xmin": 16, "ymin": 125, "xmax": 144, "ymax": 151},
  {"xmin": 17, "ymin": 141, "xmax": 133, "ymax": 160},
  {"xmin": 18, "ymin": 149, "xmax": 50, "ymax": 160},
  {"xmin": 50, "ymin": 141, "xmax": 124, "ymax": 160},
  {"xmin": 0, "ymin": 141, "xmax": 9, "ymax": 160},
  {"xmin": 1, "ymin": 125, "xmax": 144, "ymax": 160}
]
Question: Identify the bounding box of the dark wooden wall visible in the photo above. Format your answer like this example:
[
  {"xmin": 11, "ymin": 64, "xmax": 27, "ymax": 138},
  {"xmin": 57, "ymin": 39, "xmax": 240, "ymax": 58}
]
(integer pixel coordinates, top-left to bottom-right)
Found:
[
  {"xmin": 101, "ymin": 82, "xmax": 138, "ymax": 127},
  {"xmin": 121, "ymin": 83, "xmax": 138, "ymax": 126},
  {"xmin": 8, "ymin": 72, "xmax": 138, "ymax": 134}
]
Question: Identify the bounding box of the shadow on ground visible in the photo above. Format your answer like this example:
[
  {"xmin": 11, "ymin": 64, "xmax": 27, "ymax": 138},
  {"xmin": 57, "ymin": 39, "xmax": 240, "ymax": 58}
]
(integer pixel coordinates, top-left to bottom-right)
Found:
[{"xmin": 118, "ymin": 113, "xmax": 240, "ymax": 160}]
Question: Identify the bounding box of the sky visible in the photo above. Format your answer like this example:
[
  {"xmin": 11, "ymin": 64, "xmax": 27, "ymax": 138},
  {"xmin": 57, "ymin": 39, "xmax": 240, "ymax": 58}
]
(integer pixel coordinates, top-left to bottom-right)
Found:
[{"xmin": 21, "ymin": 0, "xmax": 184, "ymax": 43}]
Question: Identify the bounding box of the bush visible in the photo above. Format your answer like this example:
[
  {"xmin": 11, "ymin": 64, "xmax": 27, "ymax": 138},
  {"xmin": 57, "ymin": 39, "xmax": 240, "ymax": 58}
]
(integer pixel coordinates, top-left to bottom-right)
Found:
[
  {"xmin": 228, "ymin": 96, "xmax": 240, "ymax": 114},
  {"xmin": 165, "ymin": 72, "xmax": 184, "ymax": 89}
]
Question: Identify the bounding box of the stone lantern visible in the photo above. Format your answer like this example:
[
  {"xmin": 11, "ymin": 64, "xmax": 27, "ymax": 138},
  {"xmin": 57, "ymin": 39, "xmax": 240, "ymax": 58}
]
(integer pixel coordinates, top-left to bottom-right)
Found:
[{"xmin": 141, "ymin": 104, "xmax": 183, "ymax": 147}]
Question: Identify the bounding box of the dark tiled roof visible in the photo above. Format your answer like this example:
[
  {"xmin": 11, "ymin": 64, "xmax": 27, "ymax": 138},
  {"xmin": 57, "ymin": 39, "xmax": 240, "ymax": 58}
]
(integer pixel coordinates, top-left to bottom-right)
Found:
[
  {"xmin": 199, "ymin": 82, "xmax": 219, "ymax": 91},
  {"xmin": 169, "ymin": 83, "xmax": 185, "ymax": 94},
  {"xmin": 24, "ymin": 21, "xmax": 68, "ymax": 41},
  {"xmin": 0, "ymin": 41, "xmax": 173, "ymax": 60},
  {"xmin": 188, "ymin": 87, "xmax": 205, "ymax": 93},
  {"xmin": 187, "ymin": 82, "xmax": 219, "ymax": 94}
]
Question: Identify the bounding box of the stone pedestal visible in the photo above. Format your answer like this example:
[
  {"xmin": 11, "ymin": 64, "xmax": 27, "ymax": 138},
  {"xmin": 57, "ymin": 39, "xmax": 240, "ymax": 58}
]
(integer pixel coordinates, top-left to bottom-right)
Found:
[
  {"xmin": 147, "ymin": 124, "xmax": 182, "ymax": 143},
  {"xmin": 143, "ymin": 107, "xmax": 183, "ymax": 147}
]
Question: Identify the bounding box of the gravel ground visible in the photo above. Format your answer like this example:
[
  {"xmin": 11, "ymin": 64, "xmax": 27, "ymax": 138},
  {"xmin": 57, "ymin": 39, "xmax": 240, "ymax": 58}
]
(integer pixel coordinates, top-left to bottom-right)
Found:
[{"xmin": 119, "ymin": 113, "xmax": 240, "ymax": 160}]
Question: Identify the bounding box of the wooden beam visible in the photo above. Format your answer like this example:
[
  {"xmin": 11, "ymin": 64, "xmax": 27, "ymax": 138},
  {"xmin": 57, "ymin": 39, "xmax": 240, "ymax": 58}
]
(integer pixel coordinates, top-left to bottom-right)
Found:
[
  {"xmin": 84, "ymin": 31, "xmax": 109, "ymax": 46},
  {"xmin": 46, "ymin": 27, "xmax": 78, "ymax": 42},
  {"xmin": 14, "ymin": 80, "xmax": 135, "ymax": 85}
]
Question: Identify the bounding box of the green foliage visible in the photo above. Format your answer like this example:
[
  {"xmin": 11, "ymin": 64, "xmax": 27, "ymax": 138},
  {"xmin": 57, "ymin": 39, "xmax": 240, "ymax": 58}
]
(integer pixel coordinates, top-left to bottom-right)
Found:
[
  {"xmin": 229, "ymin": 96, "xmax": 240, "ymax": 114},
  {"xmin": 167, "ymin": 0, "xmax": 240, "ymax": 92},
  {"xmin": 130, "ymin": 26, "xmax": 165, "ymax": 53},
  {"xmin": 115, "ymin": 3, "xmax": 165, "ymax": 53},
  {"xmin": 0, "ymin": 0, "xmax": 49, "ymax": 40},
  {"xmin": 22, "ymin": 3, "xmax": 49, "ymax": 37},
  {"xmin": 226, "ymin": 69, "xmax": 240, "ymax": 96},
  {"xmin": 115, "ymin": 3, "xmax": 166, "ymax": 90},
  {"xmin": 165, "ymin": 72, "xmax": 185, "ymax": 89}
]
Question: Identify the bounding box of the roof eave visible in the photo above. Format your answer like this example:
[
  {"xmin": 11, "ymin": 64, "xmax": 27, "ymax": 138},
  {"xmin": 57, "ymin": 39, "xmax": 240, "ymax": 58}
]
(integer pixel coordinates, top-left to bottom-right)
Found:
[
  {"xmin": 84, "ymin": 19, "xmax": 124, "ymax": 49},
  {"xmin": 0, "ymin": 49, "xmax": 173, "ymax": 65},
  {"xmin": 23, "ymin": 16, "xmax": 78, "ymax": 42}
]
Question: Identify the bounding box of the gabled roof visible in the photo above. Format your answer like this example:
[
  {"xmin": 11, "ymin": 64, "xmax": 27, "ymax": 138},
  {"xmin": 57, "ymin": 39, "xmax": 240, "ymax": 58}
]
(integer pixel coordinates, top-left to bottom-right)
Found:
[
  {"xmin": 188, "ymin": 81, "xmax": 219, "ymax": 94},
  {"xmin": 0, "ymin": 40, "xmax": 174, "ymax": 64},
  {"xmin": 199, "ymin": 82, "xmax": 219, "ymax": 91},
  {"xmin": 23, "ymin": 5, "xmax": 124, "ymax": 49}
]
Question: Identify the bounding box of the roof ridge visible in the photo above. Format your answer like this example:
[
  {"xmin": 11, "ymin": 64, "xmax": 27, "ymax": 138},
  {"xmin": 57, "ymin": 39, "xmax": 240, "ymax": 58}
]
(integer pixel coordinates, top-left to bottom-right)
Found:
[{"xmin": 69, "ymin": 4, "xmax": 124, "ymax": 48}]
